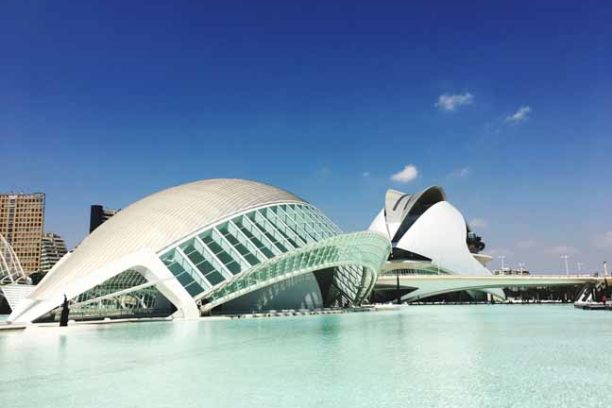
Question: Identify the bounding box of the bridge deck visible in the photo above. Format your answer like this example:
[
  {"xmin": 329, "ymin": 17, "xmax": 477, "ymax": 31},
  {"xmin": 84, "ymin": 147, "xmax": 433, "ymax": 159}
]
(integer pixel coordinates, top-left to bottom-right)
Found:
[{"xmin": 375, "ymin": 274, "xmax": 609, "ymax": 302}]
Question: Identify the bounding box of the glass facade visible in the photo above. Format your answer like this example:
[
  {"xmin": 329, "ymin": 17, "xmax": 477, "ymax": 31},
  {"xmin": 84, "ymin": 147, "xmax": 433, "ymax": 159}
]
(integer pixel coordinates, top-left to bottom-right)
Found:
[
  {"xmin": 158, "ymin": 203, "xmax": 388, "ymax": 311},
  {"xmin": 38, "ymin": 270, "xmax": 174, "ymax": 322},
  {"xmin": 159, "ymin": 204, "xmax": 340, "ymax": 293},
  {"xmin": 44, "ymin": 202, "xmax": 390, "ymax": 321},
  {"xmin": 203, "ymin": 232, "xmax": 390, "ymax": 312}
]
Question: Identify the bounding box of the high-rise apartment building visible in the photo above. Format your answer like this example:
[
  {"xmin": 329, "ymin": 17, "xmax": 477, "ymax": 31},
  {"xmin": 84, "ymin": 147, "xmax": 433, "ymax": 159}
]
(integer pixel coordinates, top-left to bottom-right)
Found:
[
  {"xmin": 40, "ymin": 232, "xmax": 67, "ymax": 273},
  {"xmin": 89, "ymin": 205, "xmax": 119, "ymax": 233},
  {"xmin": 0, "ymin": 193, "xmax": 45, "ymax": 274}
]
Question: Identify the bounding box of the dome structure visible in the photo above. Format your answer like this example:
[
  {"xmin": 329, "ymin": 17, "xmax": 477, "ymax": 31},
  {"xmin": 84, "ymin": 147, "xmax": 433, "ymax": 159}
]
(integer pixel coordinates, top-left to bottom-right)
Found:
[
  {"xmin": 369, "ymin": 186, "xmax": 504, "ymax": 302},
  {"xmin": 9, "ymin": 179, "xmax": 390, "ymax": 323},
  {"xmin": 32, "ymin": 179, "xmax": 304, "ymax": 298}
]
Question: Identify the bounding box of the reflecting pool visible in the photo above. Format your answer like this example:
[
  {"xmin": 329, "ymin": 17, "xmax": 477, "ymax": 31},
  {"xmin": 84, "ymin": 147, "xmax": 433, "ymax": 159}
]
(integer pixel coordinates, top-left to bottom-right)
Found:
[{"xmin": 2, "ymin": 305, "xmax": 611, "ymax": 407}]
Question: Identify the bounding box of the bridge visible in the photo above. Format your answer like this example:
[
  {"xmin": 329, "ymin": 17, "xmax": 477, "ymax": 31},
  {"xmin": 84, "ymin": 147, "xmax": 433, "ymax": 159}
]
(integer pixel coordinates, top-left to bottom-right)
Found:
[{"xmin": 375, "ymin": 273, "xmax": 610, "ymax": 302}]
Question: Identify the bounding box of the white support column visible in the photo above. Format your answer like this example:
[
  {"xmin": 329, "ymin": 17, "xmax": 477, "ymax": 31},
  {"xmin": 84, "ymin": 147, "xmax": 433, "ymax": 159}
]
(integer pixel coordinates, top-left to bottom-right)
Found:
[
  {"xmin": 8, "ymin": 248, "xmax": 200, "ymax": 323},
  {"xmin": 137, "ymin": 255, "xmax": 200, "ymax": 319}
]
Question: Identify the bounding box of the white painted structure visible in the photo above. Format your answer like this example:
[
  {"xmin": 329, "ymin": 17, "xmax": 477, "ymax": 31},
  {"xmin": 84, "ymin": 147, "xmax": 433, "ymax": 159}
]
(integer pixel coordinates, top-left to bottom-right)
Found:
[
  {"xmin": 0, "ymin": 233, "xmax": 33, "ymax": 314},
  {"xmin": 370, "ymin": 186, "xmax": 505, "ymax": 300},
  {"xmin": 0, "ymin": 284, "xmax": 35, "ymax": 312},
  {"xmin": 376, "ymin": 273, "xmax": 603, "ymax": 302},
  {"xmin": 0, "ymin": 233, "xmax": 27, "ymax": 284},
  {"xmin": 9, "ymin": 179, "xmax": 390, "ymax": 324}
]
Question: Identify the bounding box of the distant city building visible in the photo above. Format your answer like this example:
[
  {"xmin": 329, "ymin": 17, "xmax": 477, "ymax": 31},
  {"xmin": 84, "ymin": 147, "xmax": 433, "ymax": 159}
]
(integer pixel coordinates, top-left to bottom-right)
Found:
[
  {"xmin": 89, "ymin": 205, "xmax": 119, "ymax": 233},
  {"xmin": 39, "ymin": 233, "xmax": 67, "ymax": 273},
  {"xmin": 0, "ymin": 193, "xmax": 45, "ymax": 274}
]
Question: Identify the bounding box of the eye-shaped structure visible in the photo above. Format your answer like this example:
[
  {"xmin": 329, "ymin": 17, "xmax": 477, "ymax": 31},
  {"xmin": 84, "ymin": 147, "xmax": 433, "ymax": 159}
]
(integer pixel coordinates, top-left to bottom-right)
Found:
[
  {"xmin": 9, "ymin": 179, "xmax": 390, "ymax": 324},
  {"xmin": 369, "ymin": 186, "xmax": 504, "ymax": 301}
]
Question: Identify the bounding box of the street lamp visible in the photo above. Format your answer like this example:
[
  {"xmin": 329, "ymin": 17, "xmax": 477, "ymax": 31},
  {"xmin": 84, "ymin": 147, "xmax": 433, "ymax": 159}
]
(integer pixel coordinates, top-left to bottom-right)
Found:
[{"xmin": 561, "ymin": 255, "xmax": 569, "ymax": 276}]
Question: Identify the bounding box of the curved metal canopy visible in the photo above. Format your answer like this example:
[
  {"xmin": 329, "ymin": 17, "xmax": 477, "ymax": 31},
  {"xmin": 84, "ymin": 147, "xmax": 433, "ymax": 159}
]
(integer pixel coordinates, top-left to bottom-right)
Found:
[{"xmin": 0, "ymin": 234, "xmax": 27, "ymax": 284}]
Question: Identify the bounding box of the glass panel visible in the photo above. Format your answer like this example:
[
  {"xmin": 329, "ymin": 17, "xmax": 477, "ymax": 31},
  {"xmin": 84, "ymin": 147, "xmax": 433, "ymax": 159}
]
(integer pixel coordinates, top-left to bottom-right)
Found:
[
  {"xmin": 200, "ymin": 233, "xmax": 241, "ymax": 274},
  {"xmin": 228, "ymin": 220, "xmax": 268, "ymax": 263},
  {"xmin": 221, "ymin": 229, "xmax": 260, "ymax": 265},
  {"xmin": 197, "ymin": 259, "xmax": 216, "ymax": 275},
  {"xmin": 250, "ymin": 212, "xmax": 291, "ymax": 253},
  {"xmin": 159, "ymin": 202, "xmax": 356, "ymax": 303},
  {"xmin": 237, "ymin": 221, "xmax": 275, "ymax": 258},
  {"xmin": 168, "ymin": 262, "xmax": 185, "ymax": 277},
  {"xmin": 268, "ymin": 215, "xmax": 301, "ymax": 247},
  {"xmin": 176, "ymin": 269, "xmax": 197, "ymax": 287},
  {"xmin": 206, "ymin": 271, "xmax": 225, "ymax": 286},
  {"xmin": 185, "ymin": 283, "xmax": 204, "ymax": 297},
  {"xmin": 186, "ymin": 249, "xmax": 206, "ymax": 266}
]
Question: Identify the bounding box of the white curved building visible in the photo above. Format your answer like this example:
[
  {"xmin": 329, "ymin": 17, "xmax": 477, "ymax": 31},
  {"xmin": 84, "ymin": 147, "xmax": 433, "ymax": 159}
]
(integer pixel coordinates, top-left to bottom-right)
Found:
[
  {"xmin": 1, "ymin": 234, "xmax": 35, "ymax": 313},
  {"xmin": 9, "ymin": 179, "xmax": 390, "ymax": 323},
  {"xmin": 0, "ymin": 233, "xmax": 27, "ymax": 284},
  {"xmin": 369, "ymin": 186, "xmax": 504, "ymax": 301}
]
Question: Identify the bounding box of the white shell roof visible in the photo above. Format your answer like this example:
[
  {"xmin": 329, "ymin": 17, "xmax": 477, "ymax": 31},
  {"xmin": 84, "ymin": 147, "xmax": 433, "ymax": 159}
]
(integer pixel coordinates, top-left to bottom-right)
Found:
[{"xmin": 39, "ymin": 179, "xmax": 305, "ymax": 294}]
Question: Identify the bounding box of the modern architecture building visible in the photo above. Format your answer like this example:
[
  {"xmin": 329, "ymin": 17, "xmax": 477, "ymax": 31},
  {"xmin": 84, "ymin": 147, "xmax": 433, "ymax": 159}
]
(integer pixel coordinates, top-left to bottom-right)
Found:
[
  {"xmin": 39, "ymin": 233, "xmax": 68, "ymax": 274},
  {"xmin": 9, "ymin": 179, "xmax": 390, "ymax": 324},
  {"xmin": 369, "ymin": 186, "xmax": 504, "ymax": 302},
  {"xmin": 89, "ymin": 205, "xmax": 119, "ymax": 233},
  {"xmin": 0, "ymin": 233, "xmax": 34, "ymax": 313},
  {"xmin": 0, "ymin": 193, "xmax": 45, "ymax": 274},
  {"xmin": 0, "ymin": 233, "xmax": 27, "ymax": 284}
]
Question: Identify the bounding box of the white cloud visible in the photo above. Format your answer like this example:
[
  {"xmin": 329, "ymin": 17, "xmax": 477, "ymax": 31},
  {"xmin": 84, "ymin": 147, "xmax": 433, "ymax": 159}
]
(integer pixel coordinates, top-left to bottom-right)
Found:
[
  {"xmin": 593, "ymin": 231, "xmax": 612, "ymax": 249},
  {"xmin": 435, "ymin": 92, "xmax": 474, "ymax": 111},
  {"xmin": 449, "ymin": 167, "xmax": 470, "ymax": 178},
  {"xmin": 457, "ymin": 167, "xmax": 470, "ymax": 177},
  {"xmin": 469, "ymin": 218, "xmax": 487, "ymax": 228},
  {"xmin": 545, "ymin": 244, "xmax": 579, "ymax": 256},
  {"xmin": 505, "ymin": 106, "xmax": 531, "ymax": 124},
  {"xmin": 362, "ymin": 171, "xmax": 370, "ymax": 178},
  {"xmin": 390, "ymin": 165, "xmax": 418, "ymax": 183}
]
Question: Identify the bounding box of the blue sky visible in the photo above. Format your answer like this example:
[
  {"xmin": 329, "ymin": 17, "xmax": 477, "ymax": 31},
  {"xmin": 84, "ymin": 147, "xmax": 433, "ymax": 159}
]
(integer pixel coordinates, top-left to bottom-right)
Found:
[{"xmin": 1, "ymin": 1, "xmax": 611, "ymax": 273}]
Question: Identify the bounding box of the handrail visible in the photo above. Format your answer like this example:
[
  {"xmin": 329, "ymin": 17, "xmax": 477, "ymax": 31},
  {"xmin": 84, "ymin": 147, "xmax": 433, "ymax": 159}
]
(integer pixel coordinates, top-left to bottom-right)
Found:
[{"xmin": 378, "ymin": 273, "xmax": 600, "ymax": 280}]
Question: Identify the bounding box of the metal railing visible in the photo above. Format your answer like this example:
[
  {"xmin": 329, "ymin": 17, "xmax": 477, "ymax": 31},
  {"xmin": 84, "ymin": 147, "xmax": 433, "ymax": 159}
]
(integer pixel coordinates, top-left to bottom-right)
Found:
[{"xmin": 39, "ymin": 307, "xmax": 176, "ymax": 323}]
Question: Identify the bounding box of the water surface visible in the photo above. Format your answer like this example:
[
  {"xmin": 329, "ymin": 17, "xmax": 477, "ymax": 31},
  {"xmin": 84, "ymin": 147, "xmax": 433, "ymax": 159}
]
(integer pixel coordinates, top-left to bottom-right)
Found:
[{"xmin": 1, "ymin": 305, "xmax": 610, "ymax": 408}]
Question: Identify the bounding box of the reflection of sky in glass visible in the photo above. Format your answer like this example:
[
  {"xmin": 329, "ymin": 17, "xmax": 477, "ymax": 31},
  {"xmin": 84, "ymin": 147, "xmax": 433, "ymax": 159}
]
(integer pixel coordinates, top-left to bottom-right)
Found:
[{"xmin": 2, "ymin": 305, "xmax": 612, "ymax": 407}]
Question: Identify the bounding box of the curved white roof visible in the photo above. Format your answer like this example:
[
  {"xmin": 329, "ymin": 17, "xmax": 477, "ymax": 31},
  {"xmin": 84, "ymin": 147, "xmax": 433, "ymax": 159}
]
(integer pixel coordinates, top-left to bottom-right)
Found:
[
  {"xmin": 370, "ymin": 186, "xmax": 447, "ymax": 242},
  {"xmin": 38, "ymin": 179, "xmax": 305, "ymax": 296}
]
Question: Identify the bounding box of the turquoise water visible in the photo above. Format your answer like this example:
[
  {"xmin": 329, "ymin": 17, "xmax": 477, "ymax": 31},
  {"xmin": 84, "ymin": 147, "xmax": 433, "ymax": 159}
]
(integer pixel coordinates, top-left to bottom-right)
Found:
[{"xmin": 1, "ymin": 305, "xmax": 611, "ymax": 408}]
